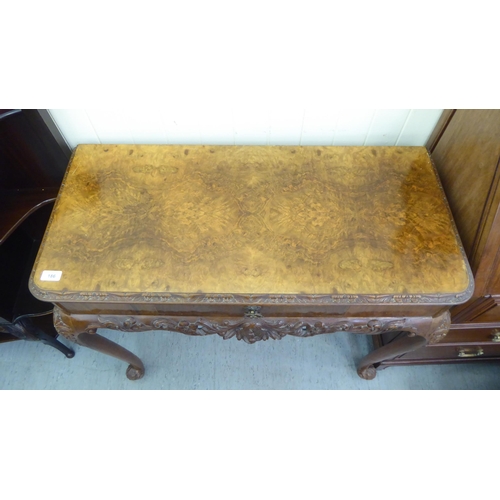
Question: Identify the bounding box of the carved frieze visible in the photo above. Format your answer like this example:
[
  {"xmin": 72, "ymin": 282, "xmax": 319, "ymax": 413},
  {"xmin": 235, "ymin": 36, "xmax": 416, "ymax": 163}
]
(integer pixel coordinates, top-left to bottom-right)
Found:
[{"xmin": 93, "ymin": 315, "xmax": 420, "ymax": 344}]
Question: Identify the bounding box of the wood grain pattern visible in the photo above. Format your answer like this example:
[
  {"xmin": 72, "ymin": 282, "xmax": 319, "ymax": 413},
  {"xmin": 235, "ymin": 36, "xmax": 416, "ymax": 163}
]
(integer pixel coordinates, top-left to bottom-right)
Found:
[
  {"xmin": 432, "ymin": 110, "xmax": 500, "ymax": 322},
  {"xmin": 30, "ymin": 145, "xmax": 471, "ymax": 301},
  {"xmin": 431, "ymin": 109, "xmax": 500, "ymax": 265},
  {"xmin": 373, "ymin": 110, "xmax": 500, "ymax": 366}
]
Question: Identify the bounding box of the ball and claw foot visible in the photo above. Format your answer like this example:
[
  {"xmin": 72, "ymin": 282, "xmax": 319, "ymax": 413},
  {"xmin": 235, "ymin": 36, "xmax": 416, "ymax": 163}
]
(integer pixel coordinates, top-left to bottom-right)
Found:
[
  {"xmin": 357, "ymin": 365, "xmax": 377, "ymax": 380},
  {"xmin": 126, "ymin": 365, "xmax": 145, "ymax": 381}
]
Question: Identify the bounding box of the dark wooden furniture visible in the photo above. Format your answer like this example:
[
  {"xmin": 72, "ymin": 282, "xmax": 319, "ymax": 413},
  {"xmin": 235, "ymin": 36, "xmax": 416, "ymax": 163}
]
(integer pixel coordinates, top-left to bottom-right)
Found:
[
  {"xmin": 29, "ymin": 145, "xmax": 473, "ymax": 379},
  {"xmin": 373, "ymin": 110, "xmax": 500, "ymax": 367},
  {"xmin": 0, "ymin": 109, "xmax": 74, "ymax": 357}
]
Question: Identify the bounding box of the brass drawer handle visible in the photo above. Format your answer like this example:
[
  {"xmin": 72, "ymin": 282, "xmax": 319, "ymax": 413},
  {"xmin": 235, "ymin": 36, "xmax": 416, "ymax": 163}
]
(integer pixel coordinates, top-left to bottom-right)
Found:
[
  {"xmin": 458, "ymin": 348, "xmax": 484, "ymax": 358},
  {"xmin": 244, "ymin": 306, "xmax": 262, "ymax": 318},
  {"xmin": 491, "ymin": 330, "xmax": 500, "ymax": 342}
]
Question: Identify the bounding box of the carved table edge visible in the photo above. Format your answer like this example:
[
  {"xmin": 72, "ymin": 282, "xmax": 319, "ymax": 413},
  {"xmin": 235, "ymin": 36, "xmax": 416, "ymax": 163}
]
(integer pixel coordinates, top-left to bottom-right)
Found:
[{"xmin": 30, "ymin": 279, "xmax": 474, "ymax": 306}]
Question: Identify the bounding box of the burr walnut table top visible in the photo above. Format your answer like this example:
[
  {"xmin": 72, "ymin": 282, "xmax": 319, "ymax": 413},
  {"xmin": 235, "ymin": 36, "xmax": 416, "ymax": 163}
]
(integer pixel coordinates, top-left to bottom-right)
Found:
[{"xmin": 30, "ymin": 144, "xmax": 473, "ymax": 304}]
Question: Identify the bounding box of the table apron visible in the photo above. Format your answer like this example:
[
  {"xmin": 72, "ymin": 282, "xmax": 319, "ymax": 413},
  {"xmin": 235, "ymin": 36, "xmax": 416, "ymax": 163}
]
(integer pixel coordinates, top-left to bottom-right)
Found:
[
  {"xmin": 54, "ymin": 301, "xmax": 448, "ymax": 318},
  {"xmin": 53, "ymin": 307, "xmax": 451, "ymax": 346}
]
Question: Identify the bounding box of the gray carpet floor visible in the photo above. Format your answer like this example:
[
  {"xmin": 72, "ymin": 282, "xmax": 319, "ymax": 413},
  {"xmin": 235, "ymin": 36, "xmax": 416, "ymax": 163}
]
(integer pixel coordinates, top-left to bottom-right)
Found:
[{"xmin": 1, "ymin": 328, "xmax": 499, "ymax": 389}]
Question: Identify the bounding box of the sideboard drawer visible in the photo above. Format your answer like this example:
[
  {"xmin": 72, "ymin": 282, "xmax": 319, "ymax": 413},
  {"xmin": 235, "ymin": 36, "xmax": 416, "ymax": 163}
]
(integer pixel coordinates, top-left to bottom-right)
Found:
[
  {"xmin": 400, "ymin": 343, "xmax": 500, "ymax": 361},
  {"xmin": 441, "ymin": 326, "xmax": 500, "ymax": 344},
  {"xmin": 373, "ymin": 326, "xmax": 500, "ymax": 365}
]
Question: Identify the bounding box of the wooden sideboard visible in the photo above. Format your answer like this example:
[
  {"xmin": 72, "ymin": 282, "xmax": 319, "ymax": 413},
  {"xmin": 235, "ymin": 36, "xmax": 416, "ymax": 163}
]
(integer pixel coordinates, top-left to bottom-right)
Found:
[{"xmin": 373, "ymin": 109, "xmax": 500, "ymax": 366}]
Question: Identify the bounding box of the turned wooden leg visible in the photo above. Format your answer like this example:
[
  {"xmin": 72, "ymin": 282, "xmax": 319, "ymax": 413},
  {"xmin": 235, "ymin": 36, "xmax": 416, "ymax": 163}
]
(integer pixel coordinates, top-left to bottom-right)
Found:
[
  {"xmin": 357, "ymin": 334, "xmax": 428, "ymax": 380},
  {"xmin": 53, "ymin": 307, "xmax": 145, "ymax": 380}
]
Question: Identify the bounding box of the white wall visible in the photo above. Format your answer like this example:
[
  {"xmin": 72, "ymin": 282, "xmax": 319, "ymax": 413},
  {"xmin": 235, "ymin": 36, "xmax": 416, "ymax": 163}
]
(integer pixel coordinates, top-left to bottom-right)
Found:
[{"xmin": 49, "ymin": 108, "xmax": 442, "ymax": 150}]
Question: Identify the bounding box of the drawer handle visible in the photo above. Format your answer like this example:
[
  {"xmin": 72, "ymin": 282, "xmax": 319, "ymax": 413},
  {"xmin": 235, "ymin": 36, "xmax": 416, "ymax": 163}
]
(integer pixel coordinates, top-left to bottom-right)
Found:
[
  {"xmin": 491, "ymin": 330, "xmax": 500, "ymax": 342},
  {"xmin": 244, "ymin": 306, "xmax": 262, "ymax": 318},
  {"xmin": 458, "ymin": 348, "xmax": 484, "ymax": 358}
]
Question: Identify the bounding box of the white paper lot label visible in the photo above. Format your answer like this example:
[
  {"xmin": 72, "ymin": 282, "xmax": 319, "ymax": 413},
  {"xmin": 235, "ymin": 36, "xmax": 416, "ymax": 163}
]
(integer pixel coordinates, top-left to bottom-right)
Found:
[{"xmin": 40, "ymin": 270, "xmax": 62, "ymax": 281}]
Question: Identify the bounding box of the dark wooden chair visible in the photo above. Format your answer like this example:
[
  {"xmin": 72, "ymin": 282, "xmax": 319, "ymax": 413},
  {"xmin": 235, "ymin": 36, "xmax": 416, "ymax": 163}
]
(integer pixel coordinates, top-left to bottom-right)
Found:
[
  {"xmin": 0, "ymin": 109, "xmax": 74, "ymax": 357},
  {"xmin": 0, "ymin": 199, "xmax": 74, "ymax": 357}
]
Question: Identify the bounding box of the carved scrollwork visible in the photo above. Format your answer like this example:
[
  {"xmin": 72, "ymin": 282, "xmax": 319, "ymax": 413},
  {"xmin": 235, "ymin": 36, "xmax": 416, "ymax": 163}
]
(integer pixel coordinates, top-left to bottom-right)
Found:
[
  {"xmin": 98, "ymin": 317, "xmax": 148, "ymax": 332},
  {"xmin": 426, "ymin": 311, "xmax": 451, "ymax": 344},
  {"xmin": 53, "ymin": 307, "xmax": 98, "ymax": 342},
  {"xmin": 94, "ymin": 315, "xmax": 417, "ymax": 344},
  {"xmin": 53, "ymin": 301, "xmax": 450, "ymax": 347},
  {"xmin": 53, "ymin": 307, "xmax": 78, "ymax": 341}
]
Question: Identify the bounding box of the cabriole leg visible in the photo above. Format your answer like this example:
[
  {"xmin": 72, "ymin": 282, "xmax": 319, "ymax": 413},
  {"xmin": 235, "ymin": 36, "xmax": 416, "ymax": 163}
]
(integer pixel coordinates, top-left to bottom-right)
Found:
[
  {"xmin": 357, "ymin": 310, "xmax": 451, "ymax": 380},
  {"xmin": 53, "ymin": 306, "xmax": 145, "ymax": 380},
  {"xmin": 357, "ymin": 333, "xmax": 427, "ymax": 380},
  {"xmin": 76, "ymin": 331, "xmax": 145, "ymax": 380}
]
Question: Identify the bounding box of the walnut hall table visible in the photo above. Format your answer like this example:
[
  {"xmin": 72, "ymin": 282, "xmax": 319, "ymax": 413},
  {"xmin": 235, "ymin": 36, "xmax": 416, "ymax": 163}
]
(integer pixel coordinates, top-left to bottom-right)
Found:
[{"xmin": 29, "ymin": 145, "xmax": 474, "ymax": 380}]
